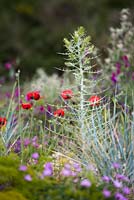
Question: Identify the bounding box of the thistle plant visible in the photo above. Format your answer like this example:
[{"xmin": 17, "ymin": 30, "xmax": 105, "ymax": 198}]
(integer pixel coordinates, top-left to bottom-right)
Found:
[
  {"xmin": 48, "ymin": 27, "xmax": 105, "ymax": 166},
  {"xmin": 47, "ymin": 26, "xmax": 134, "ymax": 187},
  {"xmin": 63, "ymin": 27, "xmax": 102, "ymax": 143}
]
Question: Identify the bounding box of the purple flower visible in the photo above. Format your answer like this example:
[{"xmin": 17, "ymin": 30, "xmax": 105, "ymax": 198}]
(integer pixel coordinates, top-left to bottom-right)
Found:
[
  {"xmin": 122, "ymin": 55, "xmax": 129, "ymax": 62},
  {"xmin": 80, "ymin": 179, "xmax": 91, "ymax": 188},
  {"xmin": 39, "ymin": 105, "xmax": 45, "ymax": 112},
  {"xmin": 73, "ymin": 163, "xmax": 81, "ymax": 172},
  {"xmin": 122, "ymin": 187, "xmax": 130, "ymax": 195},
  {"xmin": 24, "ymin": 138, "xmax": 30, "ymax": 147},
  {"xmin": 71, "ymin": 171, "xmax": 77, "ymax": 176},
  {"xmin": 123, "ymin": 176, "xmax": 130, "ymax": 182},
  {"xmin": 32, "ymin": 136, "xmax": 38, "ymax": 142},
  {"xmin": 44, "ymin": 162, "xmax": 53, "ymax": 170},
  {"xmin": 33, "ymin": 159, "xmax": 38, "ymax": 165},
  {"xmin": 19, "ymin": 165, "xmax": 27, "ymax": 171},
  {"xmin": 111, "ymin": 72, "xmax": 117, "ymax": 84},
  {"xmin": 13, "ymin": 138, "xmax": 21, "ymax": 153},
  {"xmin": 61, "ymin": 168, "xmax": 72, "ymax": 177},
  {"xmin": 122, "ymin": 55, "xmax": 130, "ymax": 68},
  {"xmin": 46, "ymin": 105, "xmax": 53, "ymax": 118},
  {"xmin": 14, "ymin": 146, "xmax": 21, "ymax": 153},
  {"xmin": 4, "ymin": 62, "xmax": 12, "ymax": 70},
  {"xmin": 31, "ymin": 136, "xmax": 39, "ymax": 148},
  {"xmin": 6, "ymin": 92, "xmax": 11, "ymax": 98},
  {"xmin": 115, "ymin": 192, "xmax": 128, "ymax": 200},
  {"xmin": 115, "ymin": 62, "xmax": 121, "ymax": 68},
  {"xmin": 116, "ymin": 68, "xmax": 121, "ymax": 75},
  {"xmin": 112, "ymin": 162, "xmax": 121, "ymax": 169},
  {"xmin": 125, "ymin": 62, "xmax": 130, "ymax": 68},
  {"xmin": 73, "ymin": 178, "xmax": 79, "ymax": 183},
  {"xmin": 113, "ymin": 180, "xmax": 122, "ymax": 188},
  {"xmin": 43, "ymin": 162, "xmax": 53, "ymax": 176},
  {"xmin": 43, "ymin": 168, "xmax": 53, "ymax": 176},
  {"xmin": 116, "ymin": 174, "xmax": 124, "ymax": 180},
  {"xmin": 102, "ymin": 189, "xmax": 111, "ymax": 198},
  {"xmin": 116, "ymin": 174, "xmax": 129, "ymax": 182},
  {"xmin": 102, "ymin": 176, "xmax": 111, "ymax": 183},
  {"xmin": 14, "ymin": 88, "xmax": 20, "ymax": 98},
  {"xmin": 64, "ymin": 163, "xmax": 71, "ymax": 169},
  {"xmin": 24, "ymin": 174, "xmax": 32, "ymax": 181},
  {"xmin": 31, "ymin": 152, "xmax": 39, "ymax": 159},
  {"xmin": 32, "ymin": 142, "xmax": 39, "ymax": 148}
]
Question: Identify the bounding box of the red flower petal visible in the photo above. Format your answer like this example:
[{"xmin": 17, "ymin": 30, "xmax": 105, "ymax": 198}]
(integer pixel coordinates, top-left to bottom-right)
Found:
[
  {"xmin": 26, "ymin": 91, "xmax": 40, "ymax": 101},
  {"xmin": 33, "ymin": 92, "xmax": 40, "ymax": 100},
  {"xmin": 22, "ymin": 103, "xmax": 32, "ymax": 110},
  {"xmin": 26, "ymin": 92, "xmax": 33, "ymax": 101},
  {"xmin": 54, "ymin": 109, "xmax": 65, "ymax": 117},
  {"xmin": 61, "ymin": 89, "xmax": 73, "ymax": 100},
  {"xmin": 88, "ymin": 95, "xmax": 101, "ymax": 106},
  {"xmin": 0, "ymin": 117, "xmax": 7, "ymax": 127}
]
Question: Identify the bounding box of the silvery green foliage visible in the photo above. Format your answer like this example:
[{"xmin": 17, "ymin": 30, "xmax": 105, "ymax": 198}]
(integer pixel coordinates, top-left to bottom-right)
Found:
[
  {"xmin": 0, "ymin": 101, "xmax": 18, "ymax": 155},
  {"xmin": 63, "ymin": 27, "xmax": 101, "ymax": 142},
  {"xmin": 0, "ymin": 80, "xmax": 27, "ymax": 156},
  {"xmin": 51, "ymin": 27, "xmax": 105, "ymax": 165},
  {"xmin": 85, "ymin": 98, "xmax": 134, "ymax": 184},
  {"xmin": 52, "ymin": 27, "xmax": 134, "ymax": 185}
]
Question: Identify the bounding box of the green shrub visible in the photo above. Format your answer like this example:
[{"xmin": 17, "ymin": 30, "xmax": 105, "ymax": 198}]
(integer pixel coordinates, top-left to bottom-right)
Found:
[
  {"xmin": 0, "ymin": 191, "xmax": 27, "ymax": 200},
  {"xmin": 0, "ymin": 154, "xmax": 113, "ymax": 200}
]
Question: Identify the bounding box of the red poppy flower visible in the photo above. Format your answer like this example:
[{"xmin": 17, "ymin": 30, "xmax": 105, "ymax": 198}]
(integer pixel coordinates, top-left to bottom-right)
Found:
[
  {"xmin": 54, "ymin": 109, "xmax": 65, "ymax": 117},
  {"xmin": 22, "ymin": 103, "xmax": 32, "ymax": 110},
  {"xmin": 33, "ymin": 92, "xmax": 40, "ymax": 100},
  {"xmin": 0, "ymin": 117, "xmax": 7, "ymax": 128},
  {"xmin": 88, "ymin": 95, "xmax": 101, "ymax": 106},
  {"xmin": 26, "ymin": 91, "xmax": 40, "ymax": 101},
  {"xmin": 61, "ymin": 89, "xmax": 73, "ymax": 100},
  {"xmin": 26, "ymin": 92, "xmax": 33, "ymax": 100}
]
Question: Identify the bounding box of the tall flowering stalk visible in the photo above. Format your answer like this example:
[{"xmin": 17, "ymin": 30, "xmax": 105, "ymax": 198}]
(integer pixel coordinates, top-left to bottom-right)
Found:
[
  {"xmin": 64, "ymin": 27, "xmax": 90, "ymax": 145},
  {"xmin": 50, "ymin": 27, "xmax": 103, "ymax": 165},
  {"xmin": 96, "ymin": 9, "xmax": 134, "ymax": 98},
  {"xmin": 64, "ymin": 27, "xmax": 91, "ymax": 143}
]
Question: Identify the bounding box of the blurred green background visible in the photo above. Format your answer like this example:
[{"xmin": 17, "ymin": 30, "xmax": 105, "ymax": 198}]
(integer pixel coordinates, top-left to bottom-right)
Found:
[{"xmin": 0, "ymin": 0, "xmax": 134, "ymax": 78}]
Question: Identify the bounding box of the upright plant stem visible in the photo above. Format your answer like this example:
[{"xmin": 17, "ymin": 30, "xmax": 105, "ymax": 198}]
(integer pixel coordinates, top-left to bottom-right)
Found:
[{"xmin": 78, "ymin": 40, "xmax": 85, "ymax": 144}]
